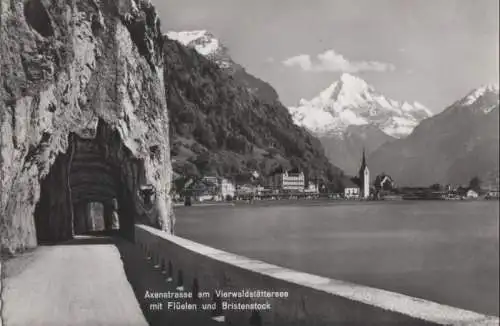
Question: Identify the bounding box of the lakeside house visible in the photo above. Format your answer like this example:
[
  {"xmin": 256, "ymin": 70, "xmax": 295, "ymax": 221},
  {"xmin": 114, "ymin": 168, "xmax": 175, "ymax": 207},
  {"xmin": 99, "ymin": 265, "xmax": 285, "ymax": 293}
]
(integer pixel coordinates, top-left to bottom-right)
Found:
[
  {"xmin": 343, "ymin": 179, "xmax": 360, "ymax": 198},
  {"xmin": 186, "ymin": 176, "xmax": 237, "ymax": 201},
  {"xmin": 273, "ymin": 171, "xmax": 306, "ymax": 192},
  {"xmin": 220, "ymin": 178, "xmax": 236, "ymax": 199},
  {"xmin": 379, "ymin": 175, "xmax": 394, "ymax": 189},
  {"xmin": 486, "ymin": 189, "xmax": 500, "ymax": 199},
  {"xmin": 466, "ymin": 189, "xmax": 479, "ymax": 199},
  {"xmin": 305, "ymin": 183, "xmax": 319, "ymax": 193},
  {"xmin": 484, "ymin": 182, "xmax": 499, "ymax": 199},
  {"xmin": 374, "ymin": 173, "xmax": 395, "ymax": 190},
  {"xmin": 236, "ymin": 184, "xmax": 254, "ymax": 197},
  {"xmin": 191, "ymin": 177, "xmax": 217, "ymax": 201}
]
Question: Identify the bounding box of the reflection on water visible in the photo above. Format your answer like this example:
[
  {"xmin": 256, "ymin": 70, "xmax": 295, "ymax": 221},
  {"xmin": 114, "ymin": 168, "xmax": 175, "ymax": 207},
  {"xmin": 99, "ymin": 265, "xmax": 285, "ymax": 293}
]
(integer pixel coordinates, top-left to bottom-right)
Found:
[{"xmin": 175, "ymin": 201, "xmax": 499, "ymax": 316}]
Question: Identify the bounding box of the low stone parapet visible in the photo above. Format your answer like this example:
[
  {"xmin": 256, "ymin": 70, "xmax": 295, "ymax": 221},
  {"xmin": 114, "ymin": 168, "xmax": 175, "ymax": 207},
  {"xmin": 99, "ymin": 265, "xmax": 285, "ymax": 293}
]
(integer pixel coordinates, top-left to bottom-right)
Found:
[{"xmin": 135, "ymin": 224, "xmax": 498, "ymax": 325}]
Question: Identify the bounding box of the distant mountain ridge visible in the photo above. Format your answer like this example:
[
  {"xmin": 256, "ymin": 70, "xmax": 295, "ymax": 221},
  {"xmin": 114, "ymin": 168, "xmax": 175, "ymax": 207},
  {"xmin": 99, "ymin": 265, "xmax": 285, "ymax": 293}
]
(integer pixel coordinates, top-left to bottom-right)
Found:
[
  {"xmin": 318, "ymin": 125, "xmax": 395, "ymax": 175},
  {"xmin": 368, "ymin": 83, "xmax": 500, "ymax": 187},
  {"xmin": 289, "ymin": 73, "xmax": 432, "ymax": 139},
  {"xmin": 166, "ymin": 30, "xmax": 279, "ymax": 103}
]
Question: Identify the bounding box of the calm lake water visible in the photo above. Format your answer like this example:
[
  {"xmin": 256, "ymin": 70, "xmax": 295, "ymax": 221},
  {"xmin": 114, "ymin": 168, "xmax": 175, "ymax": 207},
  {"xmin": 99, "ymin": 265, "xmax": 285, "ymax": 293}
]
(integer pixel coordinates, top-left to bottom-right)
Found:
[{"xmin": 175, "ymin": 200, "xmax": 499, "ymax": 316}]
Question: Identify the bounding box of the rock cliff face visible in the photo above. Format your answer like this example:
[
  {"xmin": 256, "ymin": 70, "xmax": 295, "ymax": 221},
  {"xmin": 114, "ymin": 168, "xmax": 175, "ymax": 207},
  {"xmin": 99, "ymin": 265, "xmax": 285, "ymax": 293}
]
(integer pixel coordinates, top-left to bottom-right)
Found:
[{"xmin": 0, "ymin": 0, "xmax": 174, "ymax": 255}]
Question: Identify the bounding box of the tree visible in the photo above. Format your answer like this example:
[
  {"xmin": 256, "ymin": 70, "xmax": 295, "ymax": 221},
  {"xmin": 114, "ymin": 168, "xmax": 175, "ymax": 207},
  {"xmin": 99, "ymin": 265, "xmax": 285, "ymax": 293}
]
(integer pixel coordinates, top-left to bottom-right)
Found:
[
  {"xmin": 457, "ymin": 186, "xmax": 468, "ymax": 197},
  {"xmin": 351, "ymin": 176, "xmax": 361, "ymax": 188},
  {"xmin": 171, "ymin": 172, "xmax": 203, "ymax": 198},
  {"xmin": 333, "ymin": 177, "xmax": 345, "ymax": 193},
  {"xmin": 265, "ymin": 147, "xmax": 280, "ymax": 158},
  {"xmin": 469, "ymin": 176, "xmax": 482, "ymax": 192},
  {"xmin": 429, "ymin": 183, "xmax": 442, "ymax": 191},
  {"xmin": 194, "ymin": 151, "xmax": 212, "ymax": 177},
  {"xmin": 324, "ymin": 181, "xmax": 340, "ymax": 194}
]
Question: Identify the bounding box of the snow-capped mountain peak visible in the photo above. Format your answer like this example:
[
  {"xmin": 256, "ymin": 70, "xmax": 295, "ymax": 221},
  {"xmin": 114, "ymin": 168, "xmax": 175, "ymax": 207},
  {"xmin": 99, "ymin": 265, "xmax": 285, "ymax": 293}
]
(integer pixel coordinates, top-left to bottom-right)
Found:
[
  {"xmin": 289, "ymin": 74, "xmax": 433, "ymax": 138},
  {"xmin": 339, "ymin": 73, "xmax": 371, "ymax": 92},
  {"xmin": 458, "ymin": 83, "xmax": 499, "ymax": 111},
  {"xmin": 313, "ymin": 73, "xmax": 374, "ymax": 108},
  {"xmin": 166, "ymin": 30, "xmax": 233, "ymax": 69},
  {"xmin": 166, "ymin": 30, "xmax": 209, "ymax": 46}
]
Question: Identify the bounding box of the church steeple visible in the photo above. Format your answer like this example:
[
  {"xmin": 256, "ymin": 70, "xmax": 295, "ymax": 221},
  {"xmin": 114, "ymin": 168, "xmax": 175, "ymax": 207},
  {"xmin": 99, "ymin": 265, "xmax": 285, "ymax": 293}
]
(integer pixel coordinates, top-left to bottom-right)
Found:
[
  {"xmin": 358, "ymin": 147, "xmax": 370, "ymax": 198},
  {"xmin": 361, "ymin": 147, "xmax": 367, "ymax": 170},
  {"xmin": 359, "ymin": 147, "xmax": 367, "ymax": 175}
]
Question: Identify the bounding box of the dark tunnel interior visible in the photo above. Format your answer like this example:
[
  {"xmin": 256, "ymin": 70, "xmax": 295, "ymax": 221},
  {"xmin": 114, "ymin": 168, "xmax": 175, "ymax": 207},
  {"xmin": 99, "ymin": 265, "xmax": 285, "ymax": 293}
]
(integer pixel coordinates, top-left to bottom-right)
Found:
[{"xmin": 33, "ymin": 120, "xmax": 154, "ymax": 244}]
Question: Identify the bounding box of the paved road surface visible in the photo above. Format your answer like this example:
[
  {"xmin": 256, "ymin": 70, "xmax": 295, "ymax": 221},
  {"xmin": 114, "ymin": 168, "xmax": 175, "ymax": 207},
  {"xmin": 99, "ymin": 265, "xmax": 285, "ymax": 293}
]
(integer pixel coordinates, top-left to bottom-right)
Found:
[
  {"xmin": 2, "ymin": 236, "xmax": 147, "ymax": 326},
  {"xmin": 2, "ymin": 235, "xmax": 223, "ymax": 326}
]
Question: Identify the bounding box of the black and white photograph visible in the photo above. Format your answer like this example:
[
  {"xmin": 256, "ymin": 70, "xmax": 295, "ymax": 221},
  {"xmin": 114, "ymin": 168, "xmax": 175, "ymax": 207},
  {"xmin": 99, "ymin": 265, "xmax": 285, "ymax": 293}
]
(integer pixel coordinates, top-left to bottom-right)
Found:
[{"xmin": 0, "ymin": 0, "xmax": 499, "ymax": 325}]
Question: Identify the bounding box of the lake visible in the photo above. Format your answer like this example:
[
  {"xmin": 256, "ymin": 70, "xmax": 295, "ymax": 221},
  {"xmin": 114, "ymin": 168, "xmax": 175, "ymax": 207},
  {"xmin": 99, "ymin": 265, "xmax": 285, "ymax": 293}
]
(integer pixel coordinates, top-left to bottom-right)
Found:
[{"xmin": 174, "ymin": 200, "xmax": 499, "ymax": 316}]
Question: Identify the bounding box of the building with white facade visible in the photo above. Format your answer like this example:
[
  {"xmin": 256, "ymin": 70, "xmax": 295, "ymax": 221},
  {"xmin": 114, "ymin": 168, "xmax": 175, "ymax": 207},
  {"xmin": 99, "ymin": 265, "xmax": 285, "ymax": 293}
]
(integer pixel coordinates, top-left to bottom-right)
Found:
[
  {"xmin": 466, "ymin": 189, "xmax": 479, "ymax": 199},
  {"xmin": 194, "ymin": 176, "xmax": 236, "ymax": 201},
  {"xmin": 277, "ymin": 171, "xmax": 305, "ymax": 191},
  {"xmin": 343, "ymin": 178, "xmax": 360, "ymax": 198},
  {"xmin": 220, "ymin": 178, "xmax": 236, "ymax": 199},
  {"xmin": 305, "ymin": 183, "xmax": 319, "ymax": 193}
]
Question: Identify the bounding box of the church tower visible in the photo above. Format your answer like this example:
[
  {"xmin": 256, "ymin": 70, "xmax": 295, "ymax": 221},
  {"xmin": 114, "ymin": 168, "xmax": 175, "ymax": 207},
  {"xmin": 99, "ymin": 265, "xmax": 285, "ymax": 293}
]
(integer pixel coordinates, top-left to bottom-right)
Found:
[{"xmin": 358, "ymin": 148, "xmax": 370, "ymax": 198}]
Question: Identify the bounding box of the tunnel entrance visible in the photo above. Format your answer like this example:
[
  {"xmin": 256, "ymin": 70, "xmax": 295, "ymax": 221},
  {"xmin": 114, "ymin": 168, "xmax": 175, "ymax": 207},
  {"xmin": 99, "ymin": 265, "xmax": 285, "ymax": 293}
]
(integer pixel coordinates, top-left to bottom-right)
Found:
[
  {"xmin": 34, "ymin": 120, "xmax": 154, "ymax": 244},
  {"xmin": 78, "ymin": 202, "xmax": 106, "ymax": 234},
  {"xmin": 72, "ymin": 201, "xmax": 120, "ymax": 235}
]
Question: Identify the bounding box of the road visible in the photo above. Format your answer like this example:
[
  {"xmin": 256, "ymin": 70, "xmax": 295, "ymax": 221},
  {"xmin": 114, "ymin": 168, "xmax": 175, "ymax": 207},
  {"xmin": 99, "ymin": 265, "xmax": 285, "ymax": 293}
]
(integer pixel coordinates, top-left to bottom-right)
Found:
[
  {"xmin": 2, "ymin": 235, "xmax": 224, "ymax": 326},
  {"xmin": 2, "ymin": 236, "xmax": 148, "ymax": 326}
]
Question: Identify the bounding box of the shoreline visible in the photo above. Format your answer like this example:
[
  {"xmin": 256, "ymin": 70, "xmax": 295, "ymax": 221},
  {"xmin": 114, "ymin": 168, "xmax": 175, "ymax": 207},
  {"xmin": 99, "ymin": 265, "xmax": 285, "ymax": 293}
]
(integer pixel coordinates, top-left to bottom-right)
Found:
[{"xmin": 173, "ymin": 197, "xmax": 498, "ymax": 209}]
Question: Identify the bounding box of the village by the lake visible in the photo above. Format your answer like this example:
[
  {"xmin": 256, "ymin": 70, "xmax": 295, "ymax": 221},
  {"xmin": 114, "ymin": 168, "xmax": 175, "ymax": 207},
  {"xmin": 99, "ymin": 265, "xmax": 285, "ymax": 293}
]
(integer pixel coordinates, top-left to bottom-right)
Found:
[{"xmin": 172, "ymin": 150, "xmax": 500, "ymax": 205}]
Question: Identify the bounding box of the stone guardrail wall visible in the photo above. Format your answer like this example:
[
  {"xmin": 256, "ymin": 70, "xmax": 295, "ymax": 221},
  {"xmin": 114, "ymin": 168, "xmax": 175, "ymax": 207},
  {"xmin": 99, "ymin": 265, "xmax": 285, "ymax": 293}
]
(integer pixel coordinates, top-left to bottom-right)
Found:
[{"xmin": 135, "ymin": 224, "xmax": 499, "ymax": 326}]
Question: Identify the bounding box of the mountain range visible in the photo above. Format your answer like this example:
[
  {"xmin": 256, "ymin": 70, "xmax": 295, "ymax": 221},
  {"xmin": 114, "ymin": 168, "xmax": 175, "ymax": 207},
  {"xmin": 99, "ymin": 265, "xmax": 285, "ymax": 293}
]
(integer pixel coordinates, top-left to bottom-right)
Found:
[
  {"xmin": 288, "ymin": 73, "xmax": 432, "ymax": 174},
  {"xmin": 166, "ymin": 29, "xmax": 499, "ymax": 188},
  {"xmin": 368, "ymin": 84, "xmax": 499, "ymax": 187},
  {"xmin": 289, "ymin": 73, "xmax": 433, "ymax": 139}
]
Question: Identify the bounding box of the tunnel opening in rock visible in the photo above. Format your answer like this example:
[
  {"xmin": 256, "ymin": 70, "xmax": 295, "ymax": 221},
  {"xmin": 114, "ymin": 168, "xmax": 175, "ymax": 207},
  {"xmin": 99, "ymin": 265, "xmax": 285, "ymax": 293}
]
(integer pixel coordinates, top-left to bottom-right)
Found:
[
  {"xmin": 23, "ymin": 0, "xmax": 54, "ymax": 37},
  {"xmin": 34, "ymin": 120, "xmax": 152, "ymax": 244},
  {"xmin": 73, "ymin": 202, "xmax": 105, "ymax": 234},
  {"xmin": 88, "ymin": 202, "xmax": 105, "ymax": 232}
]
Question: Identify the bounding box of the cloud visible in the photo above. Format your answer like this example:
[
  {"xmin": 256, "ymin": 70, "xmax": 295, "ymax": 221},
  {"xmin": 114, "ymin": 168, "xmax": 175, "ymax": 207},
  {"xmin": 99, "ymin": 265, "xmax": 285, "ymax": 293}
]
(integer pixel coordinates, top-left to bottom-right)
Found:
[
  {"xmin": 282, "ymin": 49, "xmax": 395, "ymax": 73},
  {"xmin": 282, "ymin": 54, "xmax": 312, "ymax": 70}
]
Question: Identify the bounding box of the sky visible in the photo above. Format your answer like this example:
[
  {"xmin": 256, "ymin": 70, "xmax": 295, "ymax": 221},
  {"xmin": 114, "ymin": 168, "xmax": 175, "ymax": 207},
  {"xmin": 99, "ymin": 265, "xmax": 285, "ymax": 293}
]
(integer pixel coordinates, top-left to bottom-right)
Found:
[{"xmin": 152, "ymin": 0, "xmax": 499, "ymax": 113}]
